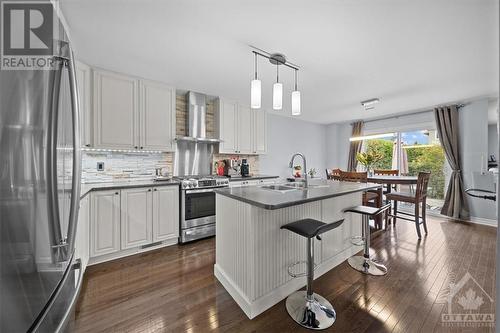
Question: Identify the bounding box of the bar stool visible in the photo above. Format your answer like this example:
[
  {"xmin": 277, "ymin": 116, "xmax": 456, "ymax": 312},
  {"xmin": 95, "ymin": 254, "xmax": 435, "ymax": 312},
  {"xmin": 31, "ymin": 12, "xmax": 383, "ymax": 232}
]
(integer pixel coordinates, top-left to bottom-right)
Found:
[
  {"xmin": 280, "ymin": 218, "xmax": 344, "ymax": 330},
  {"xmin": 344, "ymin": 204, "xmax": 391, "ymax": 276}
]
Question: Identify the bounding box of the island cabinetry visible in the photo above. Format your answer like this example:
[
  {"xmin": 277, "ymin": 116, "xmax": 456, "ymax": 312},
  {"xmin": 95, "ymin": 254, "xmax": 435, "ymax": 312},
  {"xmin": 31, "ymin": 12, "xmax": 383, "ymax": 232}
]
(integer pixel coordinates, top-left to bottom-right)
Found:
[{"xmin": 214, "ymin": 191, "xmax": 363, "ymax": 319}]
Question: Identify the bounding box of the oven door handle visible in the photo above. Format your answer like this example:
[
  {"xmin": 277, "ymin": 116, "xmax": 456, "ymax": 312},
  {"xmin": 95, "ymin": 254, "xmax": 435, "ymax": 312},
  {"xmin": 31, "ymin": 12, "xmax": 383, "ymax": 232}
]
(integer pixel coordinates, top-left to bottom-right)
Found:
[{"xmin": 185, "ymin": 188, "xmax": 218, "ymax": 194}]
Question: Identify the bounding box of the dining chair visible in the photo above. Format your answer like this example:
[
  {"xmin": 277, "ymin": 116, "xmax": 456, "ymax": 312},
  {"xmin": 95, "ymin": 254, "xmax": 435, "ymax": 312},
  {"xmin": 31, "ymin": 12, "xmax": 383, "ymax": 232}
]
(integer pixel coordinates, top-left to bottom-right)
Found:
[
  {"xmin": 339, "ymin": 171, "xmax": 384, "ymax": 228},
  {"xmin": 385, "ymin": 172, "xmax": 431, "ymax": 239}
]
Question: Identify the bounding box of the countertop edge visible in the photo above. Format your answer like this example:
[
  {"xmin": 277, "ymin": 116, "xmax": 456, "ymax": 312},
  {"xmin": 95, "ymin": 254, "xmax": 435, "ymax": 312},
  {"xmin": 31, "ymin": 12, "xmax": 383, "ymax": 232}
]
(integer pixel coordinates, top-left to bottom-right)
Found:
[
  {"xmin": 215, "ymin": 183, "xmax": 382, "ymax": 210},
  {"xmin": 228, "ymin": 175, "xmax": 279, "ymax": 182},
  {"xmin": 80, "ymin": 181, "xmax": 180, "ymax": 199}
]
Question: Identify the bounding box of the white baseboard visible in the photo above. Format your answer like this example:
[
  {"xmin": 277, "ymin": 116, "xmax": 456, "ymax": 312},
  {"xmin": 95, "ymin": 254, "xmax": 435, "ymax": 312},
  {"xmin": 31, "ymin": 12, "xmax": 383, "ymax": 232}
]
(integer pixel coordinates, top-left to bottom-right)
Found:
[
  {"xmin": 461, "ymin": 216, "xmax": 497, "ymax": 227},
  {"xmin": 89, "ymin": 237, "xmax": 178, "ymax": 266}
]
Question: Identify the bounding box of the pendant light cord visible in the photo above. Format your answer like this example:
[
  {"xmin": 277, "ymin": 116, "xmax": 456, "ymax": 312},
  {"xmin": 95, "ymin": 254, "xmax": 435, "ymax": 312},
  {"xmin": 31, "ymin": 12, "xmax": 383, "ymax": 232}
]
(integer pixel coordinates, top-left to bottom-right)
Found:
[
  {"xmin": 254, "ymin": 52, "xmax": 258, "ymax": 80},
  {"xmin": 276, "ymin": 64, "xmax": 279, "ymax": 83},
  {"xmin": 294, "ymin": 69, "xmax": 298, "ymax": 91}
]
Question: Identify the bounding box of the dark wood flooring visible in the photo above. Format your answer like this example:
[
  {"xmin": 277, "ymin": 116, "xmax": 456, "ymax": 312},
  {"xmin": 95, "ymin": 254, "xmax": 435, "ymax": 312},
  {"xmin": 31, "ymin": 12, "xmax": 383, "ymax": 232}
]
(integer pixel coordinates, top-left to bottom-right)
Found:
[{"xmin": 73, "ymin": 216, "xmax": 496, "ymax": 332}]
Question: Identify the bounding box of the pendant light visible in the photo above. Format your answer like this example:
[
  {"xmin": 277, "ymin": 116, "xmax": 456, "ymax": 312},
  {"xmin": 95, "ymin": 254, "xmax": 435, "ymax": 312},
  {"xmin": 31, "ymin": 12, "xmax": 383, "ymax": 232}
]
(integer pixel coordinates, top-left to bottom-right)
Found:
[
  {"xmin": 250, "ymin": 52, "xmax": 261, "ymax": 109},
  {"xmin": 273, "ymin": 63, "xmax": 283, "ymax": 110},
  {"xmin": 291, "ymin": 69, "xmax": 301, "ymax": 116}
]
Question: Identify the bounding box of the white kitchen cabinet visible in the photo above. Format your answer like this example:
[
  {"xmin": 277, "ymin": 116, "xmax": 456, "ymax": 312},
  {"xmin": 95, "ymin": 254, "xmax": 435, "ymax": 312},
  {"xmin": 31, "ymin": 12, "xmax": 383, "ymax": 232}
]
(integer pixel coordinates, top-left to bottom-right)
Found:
[
  {"xmin": 217, "ymin": 98, "xmax": 238, "ymax": 153},
  {"xmin": 152, "ymin": 186, "xmax": 179, "ymax": 242},
  {"xmin": 76, "ymin": 61, "xmax": 92, "ymax": 148},
  {"xmin": 76, "ymin": 195, "xmax": 90, "ymax": 271},
  {"xmin": 238, "ymin": 105, "xmax": 254, "ymax": 154},
  {"xmin": 90, "ymin": 190, "xmax": 121, "ymax": 257},
  {"xmin": 252, "ymin": 110, "xmax": 267, "ymax": 154},
  {"xmin": 93, "ymin": 69, "xmax": 139, "ymax": 149},
  {"xmin": 216, "ymin": 98, "xmax": 268, "ymax": 155},
  {"xmin": 139, "ymin": 80, "xmax": 176, "ymax": 151},
  {"xmin": 121, "ymin": 187, "xmax": 153, "ymax": 249}
]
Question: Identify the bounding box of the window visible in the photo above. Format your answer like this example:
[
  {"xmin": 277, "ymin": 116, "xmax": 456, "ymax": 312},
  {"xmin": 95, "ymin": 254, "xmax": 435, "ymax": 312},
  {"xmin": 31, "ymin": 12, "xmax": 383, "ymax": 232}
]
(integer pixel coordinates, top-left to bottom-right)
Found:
[{"xmin": 363, "ymin": 129, "xmax": 448, "ymax": 212}]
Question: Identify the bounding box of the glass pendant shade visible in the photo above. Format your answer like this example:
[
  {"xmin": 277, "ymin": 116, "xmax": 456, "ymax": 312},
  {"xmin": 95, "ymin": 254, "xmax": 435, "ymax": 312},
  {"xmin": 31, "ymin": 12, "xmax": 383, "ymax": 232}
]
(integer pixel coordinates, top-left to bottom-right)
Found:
[
  {"xmin": 273, "ymin": 82, "xmax": 283, "ymax": 110},
  {"xmin": 251, "ymin": 79, "xmax": 261, "ymax": 109},
  {"xmin": 291, "ymin": 90, "xmax": 301, "ymax": 115}
]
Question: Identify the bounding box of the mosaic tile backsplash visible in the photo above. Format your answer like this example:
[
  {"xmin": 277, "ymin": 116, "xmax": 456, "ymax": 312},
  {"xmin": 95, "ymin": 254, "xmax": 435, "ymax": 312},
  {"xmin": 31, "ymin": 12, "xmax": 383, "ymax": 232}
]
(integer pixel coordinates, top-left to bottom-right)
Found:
[{"xmin": 81, "ymin": 152, "xmax": 173, "ymax": 183}]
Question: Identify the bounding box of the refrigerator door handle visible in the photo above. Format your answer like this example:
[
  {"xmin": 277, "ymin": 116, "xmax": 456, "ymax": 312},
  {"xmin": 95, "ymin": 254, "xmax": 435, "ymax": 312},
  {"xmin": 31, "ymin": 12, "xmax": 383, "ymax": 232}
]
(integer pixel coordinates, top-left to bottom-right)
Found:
[
  {"xmin": 47, "ymin": 55, "xmax": 65, "ymax": 262},
  {"xmin": 64, "ymin": 46, "xmax": 82, "ymax": 259}
]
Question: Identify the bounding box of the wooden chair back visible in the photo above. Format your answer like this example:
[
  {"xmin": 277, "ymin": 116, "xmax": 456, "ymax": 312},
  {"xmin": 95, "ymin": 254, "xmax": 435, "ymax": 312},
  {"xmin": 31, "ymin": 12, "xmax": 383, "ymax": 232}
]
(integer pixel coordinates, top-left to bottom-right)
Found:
[
  {"xmin": 415, "ymin": 172, "xmax": 431, "ymax": 200},
  {"xmin": 326, "ymin": 168, "xmax": 342, "ymax": 180},
  {"xmin": 374, "ymin": 169, "xmax": 399, "ymax": 176},
  {"xmin": 340, "ymin": 171, "xmax": 367, "ymax": 183}
]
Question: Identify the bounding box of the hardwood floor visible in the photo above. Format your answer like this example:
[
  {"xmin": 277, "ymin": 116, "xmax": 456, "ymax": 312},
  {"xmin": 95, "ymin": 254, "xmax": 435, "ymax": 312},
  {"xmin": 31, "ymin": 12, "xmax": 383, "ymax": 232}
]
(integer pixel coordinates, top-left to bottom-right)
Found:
[{"xmin": 73, "ymin": 216, "xmax": 496, "ymax": 333}]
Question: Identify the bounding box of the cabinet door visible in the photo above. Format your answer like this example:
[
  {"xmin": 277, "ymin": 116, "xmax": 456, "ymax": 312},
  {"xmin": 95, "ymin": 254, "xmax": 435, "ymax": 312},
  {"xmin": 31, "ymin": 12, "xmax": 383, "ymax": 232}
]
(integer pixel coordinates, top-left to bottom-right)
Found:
[
  {"xmin": 253, "ymin": 110, "xmax": 267, "ymax": 154},
  {"xmin": 76, "ymin": 195, "xmax": 90, "ymax": 271},
  {"xmin": 152, "ymin": 186, "xmax": 179, "ymax": 242},
  {"xmin": 93, "ymin": 69, "xmax": 139, "ymax": 149},
  {"xmin": 90, "ymin": 190, "xmax": 121, "ymax": 257},
  {"xmin": 121, "ymin": 187, "xmax": 153, "ymax": 249},
  {"xmin": 218, "ymin": 99, "xmax": 238, "ymax": 153},
  {"xmin": 76, "ymin": 61, "xmax": 92, "ymax": 148},
  {"xmin": 140, "ymin": 80, "xmax": 176, "ymax": 151},
  {"xmin": 238, "ymin": 105, "xmax": 253, "ymax": 154}
]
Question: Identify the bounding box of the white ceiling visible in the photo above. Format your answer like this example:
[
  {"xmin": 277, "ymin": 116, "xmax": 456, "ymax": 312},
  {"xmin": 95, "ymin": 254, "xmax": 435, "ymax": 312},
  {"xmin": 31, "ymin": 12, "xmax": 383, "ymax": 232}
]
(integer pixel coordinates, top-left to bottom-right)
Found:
[{"xmin": 61, "ymin": 0, "xmax": 499, "ymax": 124}]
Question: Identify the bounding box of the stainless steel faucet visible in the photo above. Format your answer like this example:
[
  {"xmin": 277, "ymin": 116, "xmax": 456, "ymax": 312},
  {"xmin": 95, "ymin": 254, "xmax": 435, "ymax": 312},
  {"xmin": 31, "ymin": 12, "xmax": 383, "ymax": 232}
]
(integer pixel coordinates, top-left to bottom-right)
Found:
[{"xmin": 289, "ymin": 153, "xmax": 308, "ymax": 188}]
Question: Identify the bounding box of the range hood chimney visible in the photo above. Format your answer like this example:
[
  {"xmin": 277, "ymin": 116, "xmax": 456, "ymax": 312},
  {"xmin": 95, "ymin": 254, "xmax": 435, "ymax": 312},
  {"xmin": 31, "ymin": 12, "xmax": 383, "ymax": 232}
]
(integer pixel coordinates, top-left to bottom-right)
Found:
[{"xmin": 176, "ymin": 91, "xmax": 220, "ymax": 143}]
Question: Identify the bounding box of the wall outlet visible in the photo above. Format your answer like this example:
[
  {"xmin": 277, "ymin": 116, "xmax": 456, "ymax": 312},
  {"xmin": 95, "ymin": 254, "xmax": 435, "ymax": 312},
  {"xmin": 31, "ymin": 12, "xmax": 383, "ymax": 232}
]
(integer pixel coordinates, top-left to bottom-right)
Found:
[{"xmin": 97, "ymin": 162, "xmax": 104, "ymax": 171}]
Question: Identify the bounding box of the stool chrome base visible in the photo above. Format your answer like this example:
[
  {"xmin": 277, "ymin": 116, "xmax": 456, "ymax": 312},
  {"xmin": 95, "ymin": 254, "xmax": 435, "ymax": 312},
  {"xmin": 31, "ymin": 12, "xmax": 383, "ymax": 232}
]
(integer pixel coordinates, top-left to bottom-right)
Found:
[
  {"xmin": 348, "ymin": 256, "xmax": 387, "ymax": 276},
  {"xmin": 285, "ymin": 290, "xmax": 336, "ymax": 330}
]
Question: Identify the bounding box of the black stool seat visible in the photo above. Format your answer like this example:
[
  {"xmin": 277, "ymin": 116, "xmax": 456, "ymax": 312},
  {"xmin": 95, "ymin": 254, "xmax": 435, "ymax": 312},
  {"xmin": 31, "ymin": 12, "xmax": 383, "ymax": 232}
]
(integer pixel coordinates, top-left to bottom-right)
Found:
[
  {"xmin": 343, "ymin": 203, "xmax": 391, "ymax": 217},
  {"xmin": 281, "ymin": 218, "xmax": 344, "ymax": 239}
]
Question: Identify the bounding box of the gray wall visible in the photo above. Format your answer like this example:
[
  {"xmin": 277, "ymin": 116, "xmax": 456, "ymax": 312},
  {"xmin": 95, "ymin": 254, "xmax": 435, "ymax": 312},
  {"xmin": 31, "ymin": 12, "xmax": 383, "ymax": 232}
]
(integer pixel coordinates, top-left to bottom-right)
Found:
[
  {"xmin": 488, "ymin": 124, "xmax": 498, "ymax": 160},
  {"xmin": 459, "ymin": 99, "xmax": 496, "ymax": 220},
  {"xmin": 325, "ymin": 123, "xmax": 351, "ymax": 170},
  {"xmin": 259, "ymin": 114, "xmax": 327, "ymax": 179}
]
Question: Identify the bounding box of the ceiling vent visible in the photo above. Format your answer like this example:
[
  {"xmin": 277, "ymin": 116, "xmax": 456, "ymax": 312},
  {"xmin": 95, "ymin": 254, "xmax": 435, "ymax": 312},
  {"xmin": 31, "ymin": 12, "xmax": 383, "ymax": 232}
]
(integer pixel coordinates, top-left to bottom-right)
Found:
[{"xmin": 361, "ymin": 98, "xmax": 380, "ymax": 110}]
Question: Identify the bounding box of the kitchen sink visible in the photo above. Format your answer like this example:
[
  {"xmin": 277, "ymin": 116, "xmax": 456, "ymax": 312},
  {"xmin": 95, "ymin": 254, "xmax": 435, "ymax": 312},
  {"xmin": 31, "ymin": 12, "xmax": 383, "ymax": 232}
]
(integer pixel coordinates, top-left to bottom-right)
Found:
[
  {"xmin": 260, "ymin": 185, "xmax": 298, "ymax": 192},
  {"xmin": 285, "ymin": 182, "xmax": 330, "ymax": 189}
]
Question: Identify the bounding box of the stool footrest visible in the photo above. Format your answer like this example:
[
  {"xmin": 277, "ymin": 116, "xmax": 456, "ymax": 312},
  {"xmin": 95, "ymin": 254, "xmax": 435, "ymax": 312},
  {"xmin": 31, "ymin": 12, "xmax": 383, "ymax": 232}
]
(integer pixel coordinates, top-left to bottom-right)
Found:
[{"xmin": 287, "ymin": 260, "xmax": 318, "ymax": 278}]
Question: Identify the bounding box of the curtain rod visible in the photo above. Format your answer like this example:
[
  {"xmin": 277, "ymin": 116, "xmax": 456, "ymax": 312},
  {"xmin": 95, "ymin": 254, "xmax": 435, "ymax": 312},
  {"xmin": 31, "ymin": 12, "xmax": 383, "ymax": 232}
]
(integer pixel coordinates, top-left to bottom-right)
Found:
[{"xmin": 352, "ymin": 103, "xmax": 467, "ymax": 125}]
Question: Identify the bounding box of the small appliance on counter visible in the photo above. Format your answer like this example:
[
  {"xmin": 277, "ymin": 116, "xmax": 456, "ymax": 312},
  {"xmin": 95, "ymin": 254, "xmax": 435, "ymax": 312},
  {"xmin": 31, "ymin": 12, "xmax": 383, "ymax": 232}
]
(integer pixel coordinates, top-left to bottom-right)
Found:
[
  {"xmin": 223, "ymin": 158, "xmax": 241, "ymax": 177},
  {"xmin": 241, "ymin": 159, "xmax": 250, "ymax": 177}
]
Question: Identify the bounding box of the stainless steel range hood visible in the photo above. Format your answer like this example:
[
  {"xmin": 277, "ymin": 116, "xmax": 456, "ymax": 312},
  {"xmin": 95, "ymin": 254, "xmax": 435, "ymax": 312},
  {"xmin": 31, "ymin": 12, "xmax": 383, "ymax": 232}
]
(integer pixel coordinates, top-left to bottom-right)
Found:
[
  {"xmin": 175, "ymin": 91, "xmax": 221, "ymax": 143},
  {"xmin": 174, "ymin": 91, "xmax": 219, "ymax": 176}
]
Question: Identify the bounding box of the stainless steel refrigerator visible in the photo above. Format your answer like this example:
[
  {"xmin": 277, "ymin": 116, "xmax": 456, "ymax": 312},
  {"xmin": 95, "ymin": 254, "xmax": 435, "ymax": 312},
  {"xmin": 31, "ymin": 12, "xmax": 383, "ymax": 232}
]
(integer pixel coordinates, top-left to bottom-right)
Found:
[{"xmin": 0, "ymin": 7, "xmax": 82, "ymax": 333}]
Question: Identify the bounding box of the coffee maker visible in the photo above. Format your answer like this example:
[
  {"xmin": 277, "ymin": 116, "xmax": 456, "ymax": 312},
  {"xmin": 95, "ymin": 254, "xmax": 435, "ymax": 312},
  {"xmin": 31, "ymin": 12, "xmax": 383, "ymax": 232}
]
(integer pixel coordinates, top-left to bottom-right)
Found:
[{"xmin": 241, "ymin": 159, "xmax": 250, "ymax": 177}]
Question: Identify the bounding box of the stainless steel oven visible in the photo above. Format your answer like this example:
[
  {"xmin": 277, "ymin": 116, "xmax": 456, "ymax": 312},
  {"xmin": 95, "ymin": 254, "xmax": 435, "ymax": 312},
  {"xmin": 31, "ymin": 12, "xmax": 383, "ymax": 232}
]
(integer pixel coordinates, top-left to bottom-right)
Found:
[{"xmin": 178, "ymin": 177, "xmax": 229, "ymax": 243}]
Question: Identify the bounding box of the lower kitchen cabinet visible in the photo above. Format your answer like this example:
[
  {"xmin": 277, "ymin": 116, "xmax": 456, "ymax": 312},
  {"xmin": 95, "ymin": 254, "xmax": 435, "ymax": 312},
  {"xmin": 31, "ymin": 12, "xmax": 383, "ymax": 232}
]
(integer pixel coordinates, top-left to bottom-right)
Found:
[
  {"xmin": 76, "ymin": 195, "xmax": 90, "ymax": 271},
  {"xmin": 152, "ymin": 186, "xmax": 179, "ymax": 242},
  {"xmin": 121, "ymin": 187, "xmax": 153, "ymax": 249},
  {"xmin": 90, "ymin": 190, "xmax": 121, "ymax": 257},
  {"xmin": 88, "ymin": 185, "xmax": 179, "ymax": 263}
]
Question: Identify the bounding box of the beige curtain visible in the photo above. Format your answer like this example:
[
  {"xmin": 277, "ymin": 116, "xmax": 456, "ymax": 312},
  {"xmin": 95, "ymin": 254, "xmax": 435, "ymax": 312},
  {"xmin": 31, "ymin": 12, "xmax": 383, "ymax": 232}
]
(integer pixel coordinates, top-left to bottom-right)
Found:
[
  {"xmin": 435, "ymin": 105, "xmax": 469, "ymax": 219},
  {"xmin": 347, "ymin": 121, "xmax": 363, "ymax": 171}
]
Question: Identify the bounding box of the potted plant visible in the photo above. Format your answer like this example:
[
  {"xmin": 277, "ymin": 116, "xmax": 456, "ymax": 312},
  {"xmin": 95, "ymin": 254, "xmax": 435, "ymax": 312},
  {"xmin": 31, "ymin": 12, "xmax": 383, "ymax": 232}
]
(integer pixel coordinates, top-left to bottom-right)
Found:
[{"xmin": 356, "ymin": 151, "xmax": 382, "ymax": 176}]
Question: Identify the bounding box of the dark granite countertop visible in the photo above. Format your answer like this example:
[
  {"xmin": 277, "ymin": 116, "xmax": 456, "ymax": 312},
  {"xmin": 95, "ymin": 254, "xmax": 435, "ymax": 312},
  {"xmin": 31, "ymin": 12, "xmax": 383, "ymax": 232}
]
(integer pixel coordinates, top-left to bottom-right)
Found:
[
  {"xmin": 80, "ymin": 179, "xmax": 179, "ymax": 199},
  {"xmin": 228, "ymin": 175, "xmax": 279, "ymax": 182},
  {"xmin": 215, "ymin": 180, "xmax": 381, "ymax": 210}
]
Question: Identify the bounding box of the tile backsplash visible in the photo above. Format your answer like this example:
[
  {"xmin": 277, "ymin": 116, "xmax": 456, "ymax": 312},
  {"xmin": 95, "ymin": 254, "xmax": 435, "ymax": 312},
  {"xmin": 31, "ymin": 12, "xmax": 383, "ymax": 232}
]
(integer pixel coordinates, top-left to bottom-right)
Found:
[{"xmin": 81, "ymin": 152, "xmax": 173, "ymax": 183}]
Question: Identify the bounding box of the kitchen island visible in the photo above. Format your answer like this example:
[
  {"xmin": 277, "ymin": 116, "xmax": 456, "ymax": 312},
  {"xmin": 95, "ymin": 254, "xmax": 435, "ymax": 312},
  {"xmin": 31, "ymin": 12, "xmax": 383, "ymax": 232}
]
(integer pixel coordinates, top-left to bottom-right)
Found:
[{"xmin": 214, "ymin": 180, "xmax": 381, "ymax": 319}]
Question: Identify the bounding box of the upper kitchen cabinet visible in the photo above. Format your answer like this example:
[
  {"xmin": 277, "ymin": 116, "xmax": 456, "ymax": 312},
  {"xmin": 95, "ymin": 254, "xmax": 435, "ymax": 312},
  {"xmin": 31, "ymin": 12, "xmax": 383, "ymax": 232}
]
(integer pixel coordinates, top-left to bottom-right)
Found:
[
  {"xmin": 238, "ymin": 105, "xmax": 254, "ymax": 154},
  {"xmin": 93, "ymin": 69, "xmax": 139, "ymax": 149},
  {"xmin": 216, "ymin": 98, "xmax": 267, "ymax": 154},
  {"xmin": 139, "ymin": 80, "xmax": 176, "ymax": 151},
  {"xmin": 216, "ymin": 98, "xmax": 238, "ymax": 153},
  {"xmin": 252, "ymin": 109, "xmax": 267, "ymax": 154},
  {"xmin": 75, "ymin": 61, "xmax": 92, "ymax": 148}
]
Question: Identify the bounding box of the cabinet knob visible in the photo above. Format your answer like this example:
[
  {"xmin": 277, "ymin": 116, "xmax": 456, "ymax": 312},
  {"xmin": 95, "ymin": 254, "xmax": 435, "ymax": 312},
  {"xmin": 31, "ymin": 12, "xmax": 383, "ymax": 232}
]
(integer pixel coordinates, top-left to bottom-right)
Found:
[
  {"xmin": 134, "ymin": 146, "xmax": 138, "ymax": 149},
  {"xmin": 85, "ymin": 144, "xmax": 91, "ymax": 147},
  {"xmin": 140, "ymin": 146, "xmax": 143, "ymax": 149},
  {"xmin": 115, "ymin": 192, "xmax": 119, "ymax": 195},
  {"xmin": 154, "ymin": 188, "xmax": 157, "ymax": 191},
  {"xmin": 148, "ymin": 189, "xmax": 152, "ymax": 192}
]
